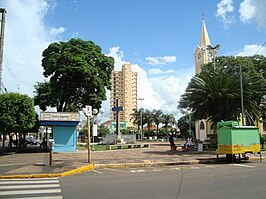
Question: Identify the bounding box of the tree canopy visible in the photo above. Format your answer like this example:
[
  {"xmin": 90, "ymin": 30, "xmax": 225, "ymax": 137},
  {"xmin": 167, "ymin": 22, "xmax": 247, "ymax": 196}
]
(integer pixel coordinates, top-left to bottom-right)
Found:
[
  {"xmin": 34, "ymin": 38, "xmax": 114, "ymax": 112},
  {"xmin": 178, "ymin": 55, "xmax": 266, "ymax": 125},
  {"xmin": 0, "ymin": 93, "xmax": 37, "ymax": 134}
]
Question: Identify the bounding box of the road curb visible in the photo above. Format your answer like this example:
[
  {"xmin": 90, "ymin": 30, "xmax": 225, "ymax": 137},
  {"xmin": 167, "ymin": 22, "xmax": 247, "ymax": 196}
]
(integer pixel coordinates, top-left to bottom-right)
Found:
[
  {"xmin": 0, "ymin": 164, "xmax": 94, "ymax": 179},
  {"xmin": 94, "ymin": 160, "xmax": 202, "ymax": 169}
]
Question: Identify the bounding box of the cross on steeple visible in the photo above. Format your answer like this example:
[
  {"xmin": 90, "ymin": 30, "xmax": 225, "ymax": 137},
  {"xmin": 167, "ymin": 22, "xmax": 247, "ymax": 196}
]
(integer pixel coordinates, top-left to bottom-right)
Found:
[
  {"xmin": 202, "ymin": 12, "xmax": 204, "ymax": 21},
  {"xmin": 111, "ymin": 98, "xmax": 123, "ymax": 136}
]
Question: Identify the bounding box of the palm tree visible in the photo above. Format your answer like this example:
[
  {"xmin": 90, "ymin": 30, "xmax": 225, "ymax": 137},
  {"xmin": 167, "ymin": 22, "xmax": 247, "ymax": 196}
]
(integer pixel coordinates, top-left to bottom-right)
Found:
[
  {"xmin": 143, "ymin": 109, "xmax": 154, "ymax": 135},
  {"xmin": 178, "ymin": 56, "xmax": 266, "ymax": 126},
  {"xmin": 161, "ymin": 113, "xmax": 176, "ymax": 133},
  {"xmin": 152, "ymin": 109, "xmax": 163, "ymax": 137},
  {"xmin": 130, "ymin": 108, "xmax": 141, "ymax": 134}
]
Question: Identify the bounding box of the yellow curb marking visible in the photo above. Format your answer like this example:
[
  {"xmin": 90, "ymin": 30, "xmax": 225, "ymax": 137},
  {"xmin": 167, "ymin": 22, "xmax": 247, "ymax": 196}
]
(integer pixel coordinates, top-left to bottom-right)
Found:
[{"xmin": 0, "ymin": 164, "xmax": 94, "ymax": 179}]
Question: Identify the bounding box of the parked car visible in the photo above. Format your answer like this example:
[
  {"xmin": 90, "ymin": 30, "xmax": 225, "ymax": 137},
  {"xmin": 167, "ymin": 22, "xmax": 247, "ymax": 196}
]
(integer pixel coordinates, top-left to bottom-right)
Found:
[{"xmin": 25, "ymin": 137, "xmax": 39, "ymax": 145}]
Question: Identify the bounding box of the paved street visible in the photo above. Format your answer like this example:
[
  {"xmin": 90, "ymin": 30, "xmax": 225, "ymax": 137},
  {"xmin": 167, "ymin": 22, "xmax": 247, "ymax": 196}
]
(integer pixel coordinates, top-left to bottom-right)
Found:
[{"xmin": 59, "ymin": 162, "xmax": 266, "ymax": 199}]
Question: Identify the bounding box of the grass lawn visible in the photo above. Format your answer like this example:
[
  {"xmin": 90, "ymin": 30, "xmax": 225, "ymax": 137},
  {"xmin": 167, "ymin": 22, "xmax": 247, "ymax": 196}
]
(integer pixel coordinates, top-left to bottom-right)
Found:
[{"xmin": 77, "ymin": 144, "xmax": 107, "ymax": 151}]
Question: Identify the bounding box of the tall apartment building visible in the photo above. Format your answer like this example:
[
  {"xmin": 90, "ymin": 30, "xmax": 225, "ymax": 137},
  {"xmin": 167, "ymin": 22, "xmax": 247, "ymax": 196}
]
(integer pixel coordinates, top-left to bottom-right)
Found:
[{"xmin": 110, "ymin": 64, "xmax": 138, "ymax": 128}]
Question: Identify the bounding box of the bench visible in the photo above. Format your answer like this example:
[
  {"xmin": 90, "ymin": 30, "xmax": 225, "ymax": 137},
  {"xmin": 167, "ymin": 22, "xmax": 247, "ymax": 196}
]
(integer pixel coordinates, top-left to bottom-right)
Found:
[{"xmin": 107, "ymin": 143, "xmax": 150, "ymax": 150}]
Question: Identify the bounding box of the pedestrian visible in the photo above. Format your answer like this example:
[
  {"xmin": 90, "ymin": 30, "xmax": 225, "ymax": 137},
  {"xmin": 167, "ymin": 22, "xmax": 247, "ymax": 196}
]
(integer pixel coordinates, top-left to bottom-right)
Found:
[
  {"xmin": 40, "ymin": 138, "xmax": 47, "ymax": 149},
  {"xmin": 185, "ymin": 137, "xmax": 194, "ymax": 151},
  {"xmin": 169, "ymin": 133, "xmax": 176, "ymax": 150}
]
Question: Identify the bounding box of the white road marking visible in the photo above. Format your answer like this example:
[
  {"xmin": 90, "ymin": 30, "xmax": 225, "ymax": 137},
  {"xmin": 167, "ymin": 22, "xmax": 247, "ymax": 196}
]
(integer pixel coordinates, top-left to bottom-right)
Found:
[
  {"xmin": 0, "ymin": 177, "xmax": 62, "ymax": 198},
  {"xmin": 0, "ymin": 184, "xmax": 60, "ymax": 189},
  {"xmin": 91, "ymin": 169, "xmax": 103, "ymax": 175},
  {"xmin": 0, "ymin": 189, "xmax": 61, "ymax": 196},
  {"xmin": 0, "ymin": 180, "xmax": 59, "ymax": 184},
  {"xmin": 205, "ymin": 165, "xmax": 216, "ymax": 168},
  {"xmin": 10, "ymin": 197, "xmax": 62, "ymax": 199},
  {"xmin": 104, "ymin": 168, "xmax": 130, "ymax": 173},
  {"xmin": 232, "ymin": 164, "xmax": 255, "ymax": 168},
  {"xmin": 152, "ymin": 169, "xmax": 162, "ymax": 172},
  {"xmin": 173, "ymin": 168, "xmax": 181, "ymax": 170},
  {"xmin": 190, "ymin": 166, "xmax": 200, "ymax": 169},
  {"xmin": 130, "ymin": 169, "xmax": 146, "ymax": 173}
]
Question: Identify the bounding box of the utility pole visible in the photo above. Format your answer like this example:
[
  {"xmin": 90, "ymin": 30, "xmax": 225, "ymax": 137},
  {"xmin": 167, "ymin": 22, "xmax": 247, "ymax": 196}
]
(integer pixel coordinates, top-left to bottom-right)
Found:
[{"xmin": 0, "ymin": 8, "xmax": 7, "ymax": 93}]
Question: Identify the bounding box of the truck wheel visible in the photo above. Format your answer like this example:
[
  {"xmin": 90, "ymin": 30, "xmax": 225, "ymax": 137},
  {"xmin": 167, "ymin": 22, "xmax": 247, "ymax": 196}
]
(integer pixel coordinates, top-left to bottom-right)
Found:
[{"xmin": 226, "ymin": 154, "xmax": 236, "ymax": 163}]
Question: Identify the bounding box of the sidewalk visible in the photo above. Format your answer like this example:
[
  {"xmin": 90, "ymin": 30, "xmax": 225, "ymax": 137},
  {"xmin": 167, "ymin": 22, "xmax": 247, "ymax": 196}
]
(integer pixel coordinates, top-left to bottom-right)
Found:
[{"xmin": 0, "ymin": 142, "xmax": 265, "ymax": 178}]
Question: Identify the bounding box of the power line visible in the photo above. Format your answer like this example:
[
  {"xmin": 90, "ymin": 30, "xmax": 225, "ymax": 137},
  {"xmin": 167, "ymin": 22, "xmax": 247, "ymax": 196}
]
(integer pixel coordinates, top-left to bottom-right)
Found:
[
  {"xmin": 253, "ymin": 41, "xmax": 266, "ymax": 56},
  {"xmin": 3, "ymin": 53, "xmax": 20, "ymax": 90}
]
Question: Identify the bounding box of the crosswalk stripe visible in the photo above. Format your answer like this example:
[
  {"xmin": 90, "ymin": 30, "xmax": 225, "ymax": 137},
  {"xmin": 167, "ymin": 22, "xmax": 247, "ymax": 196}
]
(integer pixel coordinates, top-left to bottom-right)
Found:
[
  {"xmin": 0, "ymin": 189, "xmax": 61, "ymax": 196},
  {"xmin": 0, "ymin": 184, "xmax": 60, "ymax": 189},
  {"xmin": 0, "ymin": 178, "xmax": 59, "ymax": 181},
  {"xmin": 0, "ymin": 180, "xmax": 59, "ymax": 184},
  {"xmin": 10, "ymin": 197, "xmax": 63, "ymax": 199}
]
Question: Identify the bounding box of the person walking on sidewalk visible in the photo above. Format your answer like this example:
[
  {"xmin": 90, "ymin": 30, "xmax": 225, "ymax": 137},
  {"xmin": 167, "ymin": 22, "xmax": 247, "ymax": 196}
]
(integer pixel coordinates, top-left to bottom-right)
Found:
[{"xmin": 169, "ymin": 133, "xmax": 176, "ymax": 150}]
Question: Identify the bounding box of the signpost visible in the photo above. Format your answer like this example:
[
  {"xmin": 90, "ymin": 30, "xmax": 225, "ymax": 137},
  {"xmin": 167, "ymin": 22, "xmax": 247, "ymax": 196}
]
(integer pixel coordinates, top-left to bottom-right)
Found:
[{"xmin": 82, "ymin": 106, "xmax": 92, "ymax": 163}]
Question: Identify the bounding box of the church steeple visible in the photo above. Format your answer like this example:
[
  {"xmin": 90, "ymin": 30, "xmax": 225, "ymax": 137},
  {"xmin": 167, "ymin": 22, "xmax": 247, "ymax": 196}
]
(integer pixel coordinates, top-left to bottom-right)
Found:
[
  {"xmin": 194, "ymin": 17, "xmax": 219, "ymax": 74},
  {"xmin": 199, "ymin": 18, "xmax": 211, "ymax": 49}
]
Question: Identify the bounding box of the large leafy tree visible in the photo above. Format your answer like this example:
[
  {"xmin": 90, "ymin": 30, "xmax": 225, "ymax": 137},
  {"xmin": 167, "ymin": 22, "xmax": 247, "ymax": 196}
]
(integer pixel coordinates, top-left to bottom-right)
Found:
[
  {"xmin": 34, "ymin": 38, "xmax": 114, "ymax": 112},
  {"xmin": 178, "ymin": 56, "xmax": 266, "ymax": 125},
  {"xmin": 0, "ymin": 93, "xmax": 37, "ymax": 147}
]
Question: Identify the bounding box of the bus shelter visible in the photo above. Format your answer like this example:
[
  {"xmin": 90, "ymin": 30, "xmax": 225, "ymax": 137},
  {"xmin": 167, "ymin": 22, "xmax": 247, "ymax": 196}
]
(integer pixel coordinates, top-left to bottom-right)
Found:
[{"xmin": 40, "ymin": 112, "xmax": 80, "ymax": 152}]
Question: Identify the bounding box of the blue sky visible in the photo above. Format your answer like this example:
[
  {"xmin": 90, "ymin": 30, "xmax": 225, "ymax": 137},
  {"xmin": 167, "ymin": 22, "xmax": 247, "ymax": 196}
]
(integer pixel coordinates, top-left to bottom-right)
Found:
[{"xmin": 1, "ymin": 0, "xmax": 266, "ymax": 121}]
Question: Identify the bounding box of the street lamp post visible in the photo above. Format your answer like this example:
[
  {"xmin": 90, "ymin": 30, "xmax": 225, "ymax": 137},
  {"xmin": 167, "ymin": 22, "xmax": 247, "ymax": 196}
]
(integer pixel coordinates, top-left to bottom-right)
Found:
[
  {"xmin": 92, "ymin": 109, "xmax": 98, "ymax": 150},
  {"xmin": 240, "ymin": 65, "xmax": 245, "ymax": 125},
  {"xmin": 138, "ymin": 98, "xmax": 144, "ymax": 140},
  {"xmin": 91, "ymin": 108, "xmax": 104, "ymax": 150}
]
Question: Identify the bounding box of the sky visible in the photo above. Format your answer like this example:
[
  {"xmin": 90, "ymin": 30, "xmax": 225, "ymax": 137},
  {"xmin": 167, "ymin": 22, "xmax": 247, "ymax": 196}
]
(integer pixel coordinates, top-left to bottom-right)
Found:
[{"xmin": 1, "ymin": 0, "xmax": 266, "ymax": 122}]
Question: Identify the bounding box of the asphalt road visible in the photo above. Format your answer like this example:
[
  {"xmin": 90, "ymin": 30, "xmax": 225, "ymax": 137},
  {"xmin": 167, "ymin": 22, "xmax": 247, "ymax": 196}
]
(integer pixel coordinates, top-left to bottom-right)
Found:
[{"xmin": 59, "ymin": 162, "xmax": 266, "ymax": 199}]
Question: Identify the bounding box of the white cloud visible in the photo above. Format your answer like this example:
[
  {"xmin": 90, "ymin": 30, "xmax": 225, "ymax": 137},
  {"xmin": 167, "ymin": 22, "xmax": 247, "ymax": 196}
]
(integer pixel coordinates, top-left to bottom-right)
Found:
[
  {"xmin": 50, "ymin": 27, "xmax": 66, "ymax": 36},
  {"xmin": 239, "ymin": 0, "xmax": 266, "ymax": 28},
  {"xmin": 2, "ymin": 0, "xmax": 54, "ymax": 96},
  {"xmin": 148, "ymin": 68, "xmax": 175, "ymax": 75},
  {"xmin": 236, "ymin": 44, "xmax": 266, "ymax": 56},
  {"xmin": 145, "ymin": 56, "xmax": 176, "ymax": 65},
  {"xmin": 216, "ymin": 0, "xmax": 236, "ymax": 29}
]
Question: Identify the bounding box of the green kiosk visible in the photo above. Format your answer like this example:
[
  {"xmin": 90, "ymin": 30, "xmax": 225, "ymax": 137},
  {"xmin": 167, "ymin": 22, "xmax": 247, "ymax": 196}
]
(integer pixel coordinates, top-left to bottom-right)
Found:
[{"xmin": 217, "ymin": 121, "xmax": 261, "ymax": 162}]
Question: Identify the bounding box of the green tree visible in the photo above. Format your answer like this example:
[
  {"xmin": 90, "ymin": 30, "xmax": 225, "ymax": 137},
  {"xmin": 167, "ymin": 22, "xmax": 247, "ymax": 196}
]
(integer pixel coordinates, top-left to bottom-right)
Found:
[
  {"xmin": 0, "ymin": 93, "xmax": 37, "ymax": 147},
  {"xmin": 178, "ymin": 56, "xmax": 266, "ymax": 125},
  {"xmin": 161, "ymin": 113, "xmax": 176, "ymax": 133},
  {"xmin": 177, "ymin": 115, "xmax": 195, "ymax": 138},
  {"xmin": 152, "ymin": 109, "xmax": 163, "ymax": 137},
  {"xmin": 98, "ymin": 124, "xmax": 110, "ymax": 137},
  {"xmin": 34, "ymin": 38, "xmax": 114, "ymax": 112},
  {"xmin": 143, "ymin": 109, "xmax": 154, "ymax": 134},
  {"xmin": 130, "ymin": 108, "xmax": 141, "ymax": 133}
]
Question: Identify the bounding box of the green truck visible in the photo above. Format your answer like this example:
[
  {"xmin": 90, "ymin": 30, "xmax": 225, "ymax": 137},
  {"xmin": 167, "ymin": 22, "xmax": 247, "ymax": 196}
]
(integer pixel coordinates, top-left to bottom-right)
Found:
[{"xmin": 217, "ymin": 121, "xmax": 261, "ymax": 162}]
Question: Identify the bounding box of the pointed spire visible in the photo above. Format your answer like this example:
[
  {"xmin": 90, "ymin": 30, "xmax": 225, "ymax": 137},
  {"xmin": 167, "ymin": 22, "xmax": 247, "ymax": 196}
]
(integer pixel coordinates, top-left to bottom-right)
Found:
[{"xmin": 199, "ymin": 17, "xmax": 211, "ymax": 49}]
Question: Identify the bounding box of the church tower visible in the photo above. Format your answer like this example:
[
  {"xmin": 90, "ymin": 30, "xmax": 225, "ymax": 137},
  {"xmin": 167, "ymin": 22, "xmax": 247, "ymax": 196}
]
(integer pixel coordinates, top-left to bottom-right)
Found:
[
  {"xmin": 194, "ymin": 17, "xmax": 220, "ymax": 144},
  {"xmin": 194, "ymin": 17, "xmax": 219, "ymax": 74}
]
